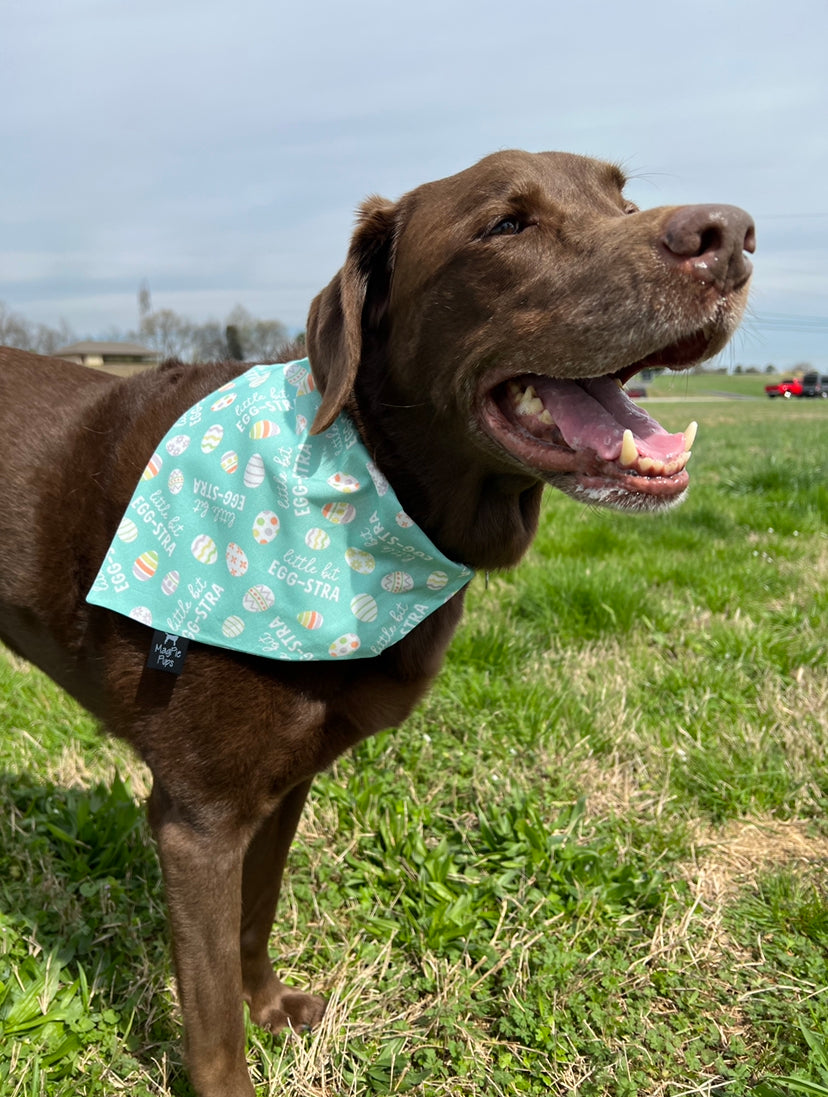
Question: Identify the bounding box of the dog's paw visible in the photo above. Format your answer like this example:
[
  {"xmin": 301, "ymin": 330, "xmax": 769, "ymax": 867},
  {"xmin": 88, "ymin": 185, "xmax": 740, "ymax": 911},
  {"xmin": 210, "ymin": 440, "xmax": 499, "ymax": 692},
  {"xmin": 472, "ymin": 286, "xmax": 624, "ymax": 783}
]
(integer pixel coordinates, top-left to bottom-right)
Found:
[{"xmin": 246, "ymin": 977, "xmax": 327, "ymax": 1035}]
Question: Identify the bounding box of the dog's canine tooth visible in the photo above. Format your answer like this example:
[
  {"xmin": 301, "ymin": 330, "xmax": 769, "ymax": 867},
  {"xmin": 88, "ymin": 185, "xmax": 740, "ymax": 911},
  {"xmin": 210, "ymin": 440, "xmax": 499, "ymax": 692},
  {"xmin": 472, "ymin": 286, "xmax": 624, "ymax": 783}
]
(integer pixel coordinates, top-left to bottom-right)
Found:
[
  {"xmin": 683, "ymin": 421, "xmax": 698, "ymax": 451},
  {"xmin": 619, "ymin": 428, "xmax": 638, "ymax": 467}
]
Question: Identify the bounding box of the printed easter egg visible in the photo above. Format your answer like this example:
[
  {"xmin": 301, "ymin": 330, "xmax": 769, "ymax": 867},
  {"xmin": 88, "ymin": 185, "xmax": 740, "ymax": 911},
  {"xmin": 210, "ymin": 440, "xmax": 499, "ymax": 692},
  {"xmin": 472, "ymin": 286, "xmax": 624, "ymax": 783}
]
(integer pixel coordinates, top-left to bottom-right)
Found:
[
  {"xmin": 395, "ymin": 511, "xmax": 414, "ymax": 529},
  {"xmin": 327, "ymin": 472, "xmax": 360, "ymax": 494},
  {"xmin": 168, "ymin": 468, "xmax": 185, "ymax": 495},
  {"xmin": 249, "ymin": 420, "xmax": 280, "ymax": 440},
  {"xmin": 381, "ymin": 571, "xmax": 414, "ymax": 594},
  {"xmin": 242, "ymin": 584, "xmax": 275, "ymax": 613},
  {"xmin": 248, "ymin": 370, "xmax": 270, "ymax": 388},
  {"xmin": 225, "ymin": 542, "xmax": 249, "ymax": 577},
  {"xmin": 133, "ymin": 550, "xmax": 159, "ymax": 581},
  {"xmin": 295, "ymin": 414, "xmax": 308, "ymax": 434},
  {"xmin": 129, "ymin": 606, "xmax": 153, "ymax": 626},
  {"xmin": 211, "ymin": 392, "xmax": 236, "ymax": 412},
  {"xmin": 220, "ymin": 450, "xmax": 239, "ymax": 474},
  {"xmin": 322, "ymin": 501, "xmax": 356, "ymax": 525},
  {"xmin": 161, "ymin": 570, "xmax": 180, "ymax": 596},
  {"xmin": 141, "ymin": 453, "xmax": 163, "ymax": 480},
  {"xmin": 329, "ymin": 633, "xmax": 360, "ymax": 658},
  {"xmin": 222, "ymin": 615, "xmax": 246, "ymax": 638},
  {"xmin": 304, "ymin": 527, "xmax": 330, "ymax": 551},
  {"xmin": 350, "ymin": 593, "xmax": 378, "ymax": 623},
  {"xmin": 345, "ymin": 547, "xmax": 376, "ymax": 574},
  {"xmin": 191, "ymin": 534, "xmax": 218, "ymax": 564},
  {"xmin": 297, "ymin": 610, "xmax": 324, "ymax": 630},
  {"xmin": 252, "ymin": 510, "xmax": 280, "ymax": 544},
  {"xmin": 366, "ymin": 461, "xmax": 389, "ymax": 496},
  {"xmin": 166, "ymin": 434, "xmax": 191, "ymax": 456},
  {"xmin": 117, "ymin": 517, "xmax": 138, "ymax": 543},
  {"xmin": 243, "ymin": 453, "xmax": 266, "ymax": 488},
  {"xmin": 217, "ymin": 379, "xmax": 236, "ymax": 392},
  {"xmin": 285, "ymin": 362, "xmax": 315, "ymax": 393},
  {"xmin": 426, "ymin": 570, "xmax": 449, "ymax": 591},
  {"xmin": 201, "ymin": 424, "xmax": 224, "ymax": 453}
]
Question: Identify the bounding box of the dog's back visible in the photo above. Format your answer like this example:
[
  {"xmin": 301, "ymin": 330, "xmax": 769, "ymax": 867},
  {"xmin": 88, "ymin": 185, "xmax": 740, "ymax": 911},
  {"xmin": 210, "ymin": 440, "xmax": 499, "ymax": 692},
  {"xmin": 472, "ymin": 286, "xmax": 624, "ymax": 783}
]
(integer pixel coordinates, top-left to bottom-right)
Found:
[{"xmin": 0, "ymin": 351, "xmax": 117, "ymax": 691}]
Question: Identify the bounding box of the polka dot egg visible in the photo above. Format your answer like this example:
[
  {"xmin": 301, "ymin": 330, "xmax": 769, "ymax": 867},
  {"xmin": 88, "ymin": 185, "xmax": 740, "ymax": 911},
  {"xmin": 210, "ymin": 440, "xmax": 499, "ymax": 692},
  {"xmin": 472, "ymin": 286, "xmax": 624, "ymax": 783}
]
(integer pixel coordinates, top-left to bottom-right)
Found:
[
  {"xmin": 329, "ymin": 632, "xmax": 360, "ymax": 658},
  {"xmin": 327, "ymin": 472, "xmax": 360, "ymax": 494},
  {"xmin": 252, "ymin": 511, "xmax": 280, "ymax": 544},
  {"xmin": 211, "ymin": 392, "xmax": 236, "ymax": 412}
]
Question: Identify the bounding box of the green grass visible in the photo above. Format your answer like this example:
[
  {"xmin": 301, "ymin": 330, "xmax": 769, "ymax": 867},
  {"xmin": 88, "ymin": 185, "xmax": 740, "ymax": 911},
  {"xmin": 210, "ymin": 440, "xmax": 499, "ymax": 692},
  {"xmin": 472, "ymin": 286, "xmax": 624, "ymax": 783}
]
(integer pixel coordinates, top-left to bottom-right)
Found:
[
  {"xmin": 644, "ymin": 371, "xmax": 792, "ymax": 399},
  {"xmin": 0, "ymin": 398, "xmax": 826, "ymax": 1095}
]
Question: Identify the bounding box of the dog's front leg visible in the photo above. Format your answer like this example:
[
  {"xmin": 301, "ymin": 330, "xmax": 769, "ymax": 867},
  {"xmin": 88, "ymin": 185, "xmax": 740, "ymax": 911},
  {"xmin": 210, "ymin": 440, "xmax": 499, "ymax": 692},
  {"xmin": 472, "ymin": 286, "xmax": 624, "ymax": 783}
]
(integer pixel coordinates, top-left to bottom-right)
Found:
[
  {"xmin": 241, "ymin": 779, "xmax": 327, "ymax": 1033},
  {"xmin": 149, "ymin": 780, "xmax": 256, "ymax": 1097}
]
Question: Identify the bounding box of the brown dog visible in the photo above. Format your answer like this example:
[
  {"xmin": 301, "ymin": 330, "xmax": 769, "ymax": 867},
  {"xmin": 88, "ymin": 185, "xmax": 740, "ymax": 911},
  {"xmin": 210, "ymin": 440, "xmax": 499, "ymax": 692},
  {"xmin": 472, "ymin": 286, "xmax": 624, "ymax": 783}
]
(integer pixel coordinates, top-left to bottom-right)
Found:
[{"xmin": 0, "ymin": 150, "xmax": 754, "ymax": 1096}]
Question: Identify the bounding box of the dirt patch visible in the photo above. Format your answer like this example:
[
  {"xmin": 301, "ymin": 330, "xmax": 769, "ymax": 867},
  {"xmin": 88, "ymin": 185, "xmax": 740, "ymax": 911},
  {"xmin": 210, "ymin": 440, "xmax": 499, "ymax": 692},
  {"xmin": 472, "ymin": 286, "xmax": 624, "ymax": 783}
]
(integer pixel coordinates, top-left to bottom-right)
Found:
[{"xmin": 689, "ymin": 818, "xmax": 828, "ymax": 904}]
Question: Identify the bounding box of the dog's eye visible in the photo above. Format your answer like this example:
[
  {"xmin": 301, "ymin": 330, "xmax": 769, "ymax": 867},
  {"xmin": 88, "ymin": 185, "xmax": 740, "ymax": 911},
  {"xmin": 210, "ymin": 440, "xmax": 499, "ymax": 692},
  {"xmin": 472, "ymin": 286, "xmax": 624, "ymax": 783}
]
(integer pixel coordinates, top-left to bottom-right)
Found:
[{"xmin": 488, "ymin": 217, "xmax": 523, "ymax": 237}]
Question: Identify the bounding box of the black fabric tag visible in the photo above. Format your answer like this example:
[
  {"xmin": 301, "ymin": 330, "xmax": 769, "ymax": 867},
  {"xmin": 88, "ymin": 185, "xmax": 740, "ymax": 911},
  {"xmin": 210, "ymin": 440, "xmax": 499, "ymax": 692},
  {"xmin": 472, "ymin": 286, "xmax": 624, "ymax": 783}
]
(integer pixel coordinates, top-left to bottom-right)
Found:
[{"xmin": 146, "ymin": 631, "xmax": 190, "ymax": 675}]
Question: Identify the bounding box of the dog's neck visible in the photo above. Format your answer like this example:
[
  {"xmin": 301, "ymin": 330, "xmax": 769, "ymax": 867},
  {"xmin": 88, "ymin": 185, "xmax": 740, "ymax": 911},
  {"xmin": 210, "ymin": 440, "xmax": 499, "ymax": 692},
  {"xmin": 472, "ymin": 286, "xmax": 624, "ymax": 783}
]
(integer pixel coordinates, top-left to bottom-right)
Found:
[{"xmin": 350, "ymin": 363, "xmax": 543, "ymax": 572}]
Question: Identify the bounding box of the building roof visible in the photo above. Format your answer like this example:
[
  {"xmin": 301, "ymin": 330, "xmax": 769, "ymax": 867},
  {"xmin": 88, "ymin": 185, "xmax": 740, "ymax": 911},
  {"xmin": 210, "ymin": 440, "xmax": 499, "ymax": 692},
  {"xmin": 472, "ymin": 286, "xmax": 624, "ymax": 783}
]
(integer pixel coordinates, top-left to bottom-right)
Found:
[{"xmin": 55, "ymin": 341, "xmax": 160, "ymax": 357}]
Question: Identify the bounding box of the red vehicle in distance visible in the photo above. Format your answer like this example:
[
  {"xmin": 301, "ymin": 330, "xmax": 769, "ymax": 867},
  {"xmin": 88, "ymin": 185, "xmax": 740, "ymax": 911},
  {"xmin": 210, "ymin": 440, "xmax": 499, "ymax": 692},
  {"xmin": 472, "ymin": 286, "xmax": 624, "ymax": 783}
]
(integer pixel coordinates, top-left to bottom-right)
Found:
[{"xmin": 765, "ymin": 377, "xmax": 804, "ymax": 398}]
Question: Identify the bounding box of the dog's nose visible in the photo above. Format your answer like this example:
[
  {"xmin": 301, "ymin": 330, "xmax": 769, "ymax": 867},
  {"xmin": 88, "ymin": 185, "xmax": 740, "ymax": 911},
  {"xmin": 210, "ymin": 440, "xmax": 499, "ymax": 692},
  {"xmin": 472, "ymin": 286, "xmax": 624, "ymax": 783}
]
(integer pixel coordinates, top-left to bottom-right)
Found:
[{"xmin": 660, "ymin": 204, "xmax": 755, "ymax": 292}]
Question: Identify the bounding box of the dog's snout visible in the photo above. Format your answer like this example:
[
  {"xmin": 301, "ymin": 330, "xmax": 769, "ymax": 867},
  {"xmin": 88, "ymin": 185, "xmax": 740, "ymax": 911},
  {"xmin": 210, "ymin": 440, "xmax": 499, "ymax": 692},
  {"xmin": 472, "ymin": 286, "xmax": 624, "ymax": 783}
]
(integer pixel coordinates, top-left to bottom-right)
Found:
[{"xmin": 660, "ymin": 204, "xmax": 755, "ymax": 292}]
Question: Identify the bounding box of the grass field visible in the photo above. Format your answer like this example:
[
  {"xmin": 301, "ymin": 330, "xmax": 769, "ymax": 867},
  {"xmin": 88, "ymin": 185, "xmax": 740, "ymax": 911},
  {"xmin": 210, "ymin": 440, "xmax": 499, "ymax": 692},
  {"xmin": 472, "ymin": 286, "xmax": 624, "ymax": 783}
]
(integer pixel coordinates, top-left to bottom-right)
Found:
[{"xmin": 0, "ymin": 398, "xmax": 826, "ymax": 1096}]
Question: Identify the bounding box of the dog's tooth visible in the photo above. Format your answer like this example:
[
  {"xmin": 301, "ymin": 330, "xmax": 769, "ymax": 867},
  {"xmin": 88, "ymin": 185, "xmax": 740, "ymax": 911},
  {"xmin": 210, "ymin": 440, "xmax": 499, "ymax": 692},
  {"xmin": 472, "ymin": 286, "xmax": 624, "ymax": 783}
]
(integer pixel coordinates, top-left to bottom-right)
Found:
[
  {"xmin": 539, "ymin": 409, "xmax": 554, "ymax": 425},
  {"xmin": 516, "ymin": 387, "xmax": 544, "ymax": 416},
  {"xmin": 638, "ymin": 456, "xmax": 658, "ymax": 474},
  {"xmin": 683, "ymin": 421, "xmax": 698, "ymax": 452},
  {"xmin": 619, "ymin": 428, "xmax": 638, "ymax": 467}
]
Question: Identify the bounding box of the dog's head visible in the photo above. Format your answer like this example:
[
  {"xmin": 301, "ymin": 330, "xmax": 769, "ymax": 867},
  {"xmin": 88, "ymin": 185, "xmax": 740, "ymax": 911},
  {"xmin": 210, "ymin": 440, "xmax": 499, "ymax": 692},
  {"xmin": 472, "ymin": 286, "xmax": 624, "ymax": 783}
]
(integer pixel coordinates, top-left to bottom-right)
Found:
[{"xmin": 306, "ymin": 150, "xmax": 754, "ymax": 564}]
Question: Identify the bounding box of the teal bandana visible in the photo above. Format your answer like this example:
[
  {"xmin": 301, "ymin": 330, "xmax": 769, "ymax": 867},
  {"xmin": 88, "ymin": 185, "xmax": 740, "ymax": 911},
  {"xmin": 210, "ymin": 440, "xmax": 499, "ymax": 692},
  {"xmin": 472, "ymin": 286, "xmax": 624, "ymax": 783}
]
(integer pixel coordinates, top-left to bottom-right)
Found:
[{"xmin": 87, "ymin": 360, "xmax": 474, "ymax": 661}]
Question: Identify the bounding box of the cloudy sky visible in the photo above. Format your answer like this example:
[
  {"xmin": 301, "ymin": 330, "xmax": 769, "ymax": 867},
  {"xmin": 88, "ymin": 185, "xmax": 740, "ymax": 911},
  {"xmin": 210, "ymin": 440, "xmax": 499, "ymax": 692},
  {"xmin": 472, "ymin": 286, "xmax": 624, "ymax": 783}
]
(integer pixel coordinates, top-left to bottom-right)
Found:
[{"xmin": 2, "ymin": 0, "xmax": 827, "ymax": 368}]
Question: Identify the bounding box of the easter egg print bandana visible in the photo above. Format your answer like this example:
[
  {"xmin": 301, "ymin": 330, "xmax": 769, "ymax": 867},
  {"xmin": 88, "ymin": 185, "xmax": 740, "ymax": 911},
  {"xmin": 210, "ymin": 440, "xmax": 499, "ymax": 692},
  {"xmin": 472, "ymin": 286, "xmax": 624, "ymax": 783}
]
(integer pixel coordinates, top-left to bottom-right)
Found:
[{"xmin": 87, "ymin": 359, "xmax": 474, "ymax": 661}]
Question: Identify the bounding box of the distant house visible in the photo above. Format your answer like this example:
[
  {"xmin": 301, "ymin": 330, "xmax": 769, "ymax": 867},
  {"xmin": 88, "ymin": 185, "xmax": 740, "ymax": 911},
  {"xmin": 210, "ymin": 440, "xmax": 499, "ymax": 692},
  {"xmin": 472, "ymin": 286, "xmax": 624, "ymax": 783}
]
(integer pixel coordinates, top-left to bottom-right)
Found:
[{"xmin": 54, "ymin": 341, "xmax": 161, "ymax": 377}]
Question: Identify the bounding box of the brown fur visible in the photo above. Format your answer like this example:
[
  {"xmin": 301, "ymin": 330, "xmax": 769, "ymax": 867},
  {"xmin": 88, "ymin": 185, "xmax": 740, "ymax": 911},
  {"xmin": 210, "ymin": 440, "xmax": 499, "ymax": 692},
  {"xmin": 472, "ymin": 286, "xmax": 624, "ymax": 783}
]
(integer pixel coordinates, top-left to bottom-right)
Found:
[{"xmin": 0, "ymin": 150, "xmax": 753, "ymax": 1096}]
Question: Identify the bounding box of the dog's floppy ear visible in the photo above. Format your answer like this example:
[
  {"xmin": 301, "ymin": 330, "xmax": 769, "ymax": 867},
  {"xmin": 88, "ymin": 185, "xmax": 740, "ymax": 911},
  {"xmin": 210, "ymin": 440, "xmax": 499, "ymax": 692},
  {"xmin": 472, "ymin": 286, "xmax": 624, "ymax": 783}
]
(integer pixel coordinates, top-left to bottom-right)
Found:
[{"xmin": 307, "ymin": 196, "xmax": 398, "ymax": 435}]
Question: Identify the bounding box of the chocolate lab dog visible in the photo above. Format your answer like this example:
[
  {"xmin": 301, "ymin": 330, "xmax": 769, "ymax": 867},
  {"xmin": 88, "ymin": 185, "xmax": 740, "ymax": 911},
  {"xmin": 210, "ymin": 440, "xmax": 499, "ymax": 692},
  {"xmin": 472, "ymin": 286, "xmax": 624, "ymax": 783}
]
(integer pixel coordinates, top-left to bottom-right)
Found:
[{"xmin": 0, "ymin": 150, "xmax": 754, "ymax": 1096}]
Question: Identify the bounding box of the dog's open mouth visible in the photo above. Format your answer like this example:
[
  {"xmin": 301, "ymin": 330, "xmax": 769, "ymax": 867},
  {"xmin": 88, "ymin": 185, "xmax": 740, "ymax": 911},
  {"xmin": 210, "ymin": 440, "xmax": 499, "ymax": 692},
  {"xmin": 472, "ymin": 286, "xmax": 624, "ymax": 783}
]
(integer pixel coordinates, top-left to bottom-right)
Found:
[{"xmin": 482, "ymin": 369, "xmax": 696, "ymax": 503}]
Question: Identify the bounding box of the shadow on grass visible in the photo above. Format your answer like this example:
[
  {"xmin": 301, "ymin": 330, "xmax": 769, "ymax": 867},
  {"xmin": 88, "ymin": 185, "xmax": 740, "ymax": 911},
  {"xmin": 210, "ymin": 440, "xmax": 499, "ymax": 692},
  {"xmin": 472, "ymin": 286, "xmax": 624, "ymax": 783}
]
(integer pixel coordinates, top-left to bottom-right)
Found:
[{"xmin": 0, "ymin": 771, "xmax": 196, "ymax": 1095}]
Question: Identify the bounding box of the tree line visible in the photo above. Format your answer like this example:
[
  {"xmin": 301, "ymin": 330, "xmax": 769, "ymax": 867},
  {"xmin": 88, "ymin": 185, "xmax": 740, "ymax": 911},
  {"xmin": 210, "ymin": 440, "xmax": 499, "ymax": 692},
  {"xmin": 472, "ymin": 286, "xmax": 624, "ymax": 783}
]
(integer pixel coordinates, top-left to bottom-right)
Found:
[{"xmin": 0, "ymin": 285, "xmax": 293, "ymax": 363}]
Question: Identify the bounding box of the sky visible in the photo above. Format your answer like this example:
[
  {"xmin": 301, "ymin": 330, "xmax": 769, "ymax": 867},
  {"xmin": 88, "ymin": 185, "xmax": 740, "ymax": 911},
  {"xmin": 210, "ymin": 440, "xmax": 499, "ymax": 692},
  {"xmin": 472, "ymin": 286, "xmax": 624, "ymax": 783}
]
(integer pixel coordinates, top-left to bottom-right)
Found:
[{"xmin": 2, "ymin": 0, "xmax": 827, "ymax": 370}]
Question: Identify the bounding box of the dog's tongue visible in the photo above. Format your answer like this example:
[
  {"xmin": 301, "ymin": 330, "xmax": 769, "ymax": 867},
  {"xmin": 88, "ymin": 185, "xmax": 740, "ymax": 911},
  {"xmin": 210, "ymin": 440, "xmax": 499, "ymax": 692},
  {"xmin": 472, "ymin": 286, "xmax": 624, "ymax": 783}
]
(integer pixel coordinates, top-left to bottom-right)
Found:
[{"xmin": 532, "ymin": 374, "xmax": 684, "ymax": 462}]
